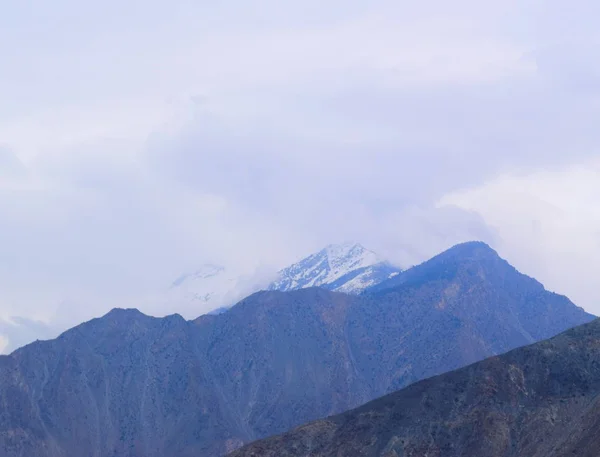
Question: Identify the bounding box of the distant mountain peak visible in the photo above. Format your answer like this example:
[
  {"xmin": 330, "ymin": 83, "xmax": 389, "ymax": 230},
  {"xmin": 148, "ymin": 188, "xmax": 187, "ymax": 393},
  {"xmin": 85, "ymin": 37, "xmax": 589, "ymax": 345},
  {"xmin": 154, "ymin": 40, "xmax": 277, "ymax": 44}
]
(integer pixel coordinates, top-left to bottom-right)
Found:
[
  {"xmin": 267, "ymin": 242, "xmax": 400, "ymax": 294},
  {"xmin": 323, "ymin": 242, "xmax": 380, "ymax": 269},
  {"xmin": 104, "ymin": 307, "xmax": 147, "ymax": 319},
  {"xmin": 324, "ymin": 241, "xmax": 370, "ymax": 255},
  {"xmin": 164, "ymin": 264, "xmax": 251, "ymax": 318},
  {"xmin": 165, "ymin": 243, "xmax": 397, "ymax": 316},
  {"xmin": 368, "ymin": 241, "xmax": 508, "ymax": 294},
  {"xmin": 170, "ymin": 264, "xmax": 226, "ymax": 288},
  {"xmin": 438, "ymin": 240, "xmax": 498, "ymax": 259}
]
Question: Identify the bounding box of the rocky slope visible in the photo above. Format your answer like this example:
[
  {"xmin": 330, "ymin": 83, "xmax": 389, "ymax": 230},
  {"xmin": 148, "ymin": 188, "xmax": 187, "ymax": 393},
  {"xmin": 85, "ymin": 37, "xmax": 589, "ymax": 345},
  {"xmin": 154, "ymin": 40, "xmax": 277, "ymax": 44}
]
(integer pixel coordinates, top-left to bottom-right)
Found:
[
  {"xmin": 230, "ymin": 317, "xmax": 600, "ymax": 457},
  {"xmin": 0, "ymin": 242, "xmax": 593, "ymax": 456}
]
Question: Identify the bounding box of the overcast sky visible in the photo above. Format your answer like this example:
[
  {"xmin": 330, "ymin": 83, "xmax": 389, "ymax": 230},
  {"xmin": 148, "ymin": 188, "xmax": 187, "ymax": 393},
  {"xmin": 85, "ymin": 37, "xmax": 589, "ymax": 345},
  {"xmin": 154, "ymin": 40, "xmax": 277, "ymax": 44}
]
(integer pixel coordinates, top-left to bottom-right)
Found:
[{"xmin": 1, "ymin": 0, "xmax": 600, "ymax": 352}]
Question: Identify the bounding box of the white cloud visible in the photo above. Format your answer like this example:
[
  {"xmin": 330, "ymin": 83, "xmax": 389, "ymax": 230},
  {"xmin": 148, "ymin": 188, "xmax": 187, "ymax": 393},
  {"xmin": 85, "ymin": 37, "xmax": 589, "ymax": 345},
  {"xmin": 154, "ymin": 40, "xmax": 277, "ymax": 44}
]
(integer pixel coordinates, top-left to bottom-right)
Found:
[
  {"xmin": 0, "ymin": 0, "xmax": 600, "ymax": 350},
  {"xmin": 440, "ymin": 159, "xmax": 600, "ymax": 313}
]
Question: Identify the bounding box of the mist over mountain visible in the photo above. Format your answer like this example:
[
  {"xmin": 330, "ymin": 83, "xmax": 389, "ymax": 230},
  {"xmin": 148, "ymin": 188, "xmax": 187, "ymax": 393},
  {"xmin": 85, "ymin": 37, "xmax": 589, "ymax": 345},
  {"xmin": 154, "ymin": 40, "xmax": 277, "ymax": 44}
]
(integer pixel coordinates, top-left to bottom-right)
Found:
[
  {"xmin": 163, "ymin": 263, "xmax": 259, "ymax": 317},
  {"xmin": 0, "ymin": 243, "xmax": 398, "ymax": 354},
  {"xmin": 165, "ymin": 242, "xmax": 401, "ymax": 317},
  {"xmin": 0, "ymin": 242, "xmax": 592, "ymax": 456}
]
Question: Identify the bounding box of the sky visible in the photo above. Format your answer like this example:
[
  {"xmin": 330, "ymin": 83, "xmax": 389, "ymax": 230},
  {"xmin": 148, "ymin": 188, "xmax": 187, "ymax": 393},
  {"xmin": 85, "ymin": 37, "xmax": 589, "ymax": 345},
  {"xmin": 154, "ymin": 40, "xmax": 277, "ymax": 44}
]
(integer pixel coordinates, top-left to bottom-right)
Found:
[{"xmin": 1, "ymin": 0, "xmax": 600, "ymax": 352}]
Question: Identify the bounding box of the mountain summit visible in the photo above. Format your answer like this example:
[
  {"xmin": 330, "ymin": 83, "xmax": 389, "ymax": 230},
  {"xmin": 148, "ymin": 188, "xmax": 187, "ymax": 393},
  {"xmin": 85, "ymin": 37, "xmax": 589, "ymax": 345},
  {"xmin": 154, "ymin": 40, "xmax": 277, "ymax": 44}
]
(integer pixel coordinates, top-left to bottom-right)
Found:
[
  {"xmin": 165, "ymin": 243, "xmax": 400, "ymax": 315},
  {"xmin": 267, "ymin": 242, "xmax": 401, "ymax": 294},
  {"xmin": 369, "ymin": 240, "xmax": 501, "ymax": 293}
]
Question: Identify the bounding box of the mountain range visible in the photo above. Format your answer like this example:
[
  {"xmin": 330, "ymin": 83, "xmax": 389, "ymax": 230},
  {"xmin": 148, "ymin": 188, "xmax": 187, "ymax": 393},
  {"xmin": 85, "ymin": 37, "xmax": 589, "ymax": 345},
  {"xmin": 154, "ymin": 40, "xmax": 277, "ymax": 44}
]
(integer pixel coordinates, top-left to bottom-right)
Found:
[
  {"xmin": 0, "ymin": 241, "xmax": 592, "ymax": 457},
  {"xmin": 231, "ymin": 317, "xmax": 600, "ymax": 457}
]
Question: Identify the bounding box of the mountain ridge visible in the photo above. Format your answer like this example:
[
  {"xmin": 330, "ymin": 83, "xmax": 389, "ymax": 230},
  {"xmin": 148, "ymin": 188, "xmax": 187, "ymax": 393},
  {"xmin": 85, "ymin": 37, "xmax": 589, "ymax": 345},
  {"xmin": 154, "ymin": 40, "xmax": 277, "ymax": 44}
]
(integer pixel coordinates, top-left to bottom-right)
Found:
[
  {"xmin": 165, "ymin": 242, "xmax": 402, "ymax": 317},
  {"xmin": 0, "ymin": 242, "xmax": 593, "ymax": 456},
  {"xmin": 229, "ymin": 317, "xmax": 600, "ymax": 457},
  {"xmin": 267, "ymin": 242, "xmax": 402, "ymax": 294}
]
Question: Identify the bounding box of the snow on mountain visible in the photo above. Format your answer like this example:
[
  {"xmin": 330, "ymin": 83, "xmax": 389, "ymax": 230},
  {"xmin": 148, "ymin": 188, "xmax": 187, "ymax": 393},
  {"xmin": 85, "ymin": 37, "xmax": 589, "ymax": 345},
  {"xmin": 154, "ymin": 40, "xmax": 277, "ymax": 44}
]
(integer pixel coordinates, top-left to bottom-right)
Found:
[
  {"xmin": 166, "ymin": 243, "xmax": 401, "ymax": 317},
  {"xmin": 267, "ymin": 242, "xmax": 402, "ymax": 294},
  {"xmin": 166, "ymin": 264, "xmax": 261, "ymax": 317}
]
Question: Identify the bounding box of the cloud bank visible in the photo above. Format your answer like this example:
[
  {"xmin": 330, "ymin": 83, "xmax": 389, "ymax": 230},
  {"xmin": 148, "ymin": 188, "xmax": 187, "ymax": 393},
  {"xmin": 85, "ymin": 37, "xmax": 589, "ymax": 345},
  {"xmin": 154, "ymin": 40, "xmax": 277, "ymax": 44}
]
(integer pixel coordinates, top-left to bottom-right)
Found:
[{"xmin": 1, "ymin": 0, "xmax": 600, "ymax": 351}]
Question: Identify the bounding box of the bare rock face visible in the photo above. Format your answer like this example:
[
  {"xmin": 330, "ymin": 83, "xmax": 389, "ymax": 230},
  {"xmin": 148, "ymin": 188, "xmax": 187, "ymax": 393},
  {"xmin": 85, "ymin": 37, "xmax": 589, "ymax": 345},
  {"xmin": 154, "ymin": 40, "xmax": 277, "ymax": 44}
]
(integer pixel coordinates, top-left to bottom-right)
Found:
[
  {"xmin": 230, "ymin": 318, "xmax": 600, "ymax": 457},
  {"xmin": 0, "ymin": 242, "xmax": 593, "ymax": 456}
]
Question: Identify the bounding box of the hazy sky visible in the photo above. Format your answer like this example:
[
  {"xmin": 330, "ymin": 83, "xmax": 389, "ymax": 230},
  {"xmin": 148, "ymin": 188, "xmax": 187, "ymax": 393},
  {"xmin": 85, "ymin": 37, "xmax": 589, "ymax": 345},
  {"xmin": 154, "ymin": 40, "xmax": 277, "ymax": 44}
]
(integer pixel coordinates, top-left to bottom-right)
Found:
[{"xmin": 1, "ymin": 0, "xmax": 600, "ymax": 351}]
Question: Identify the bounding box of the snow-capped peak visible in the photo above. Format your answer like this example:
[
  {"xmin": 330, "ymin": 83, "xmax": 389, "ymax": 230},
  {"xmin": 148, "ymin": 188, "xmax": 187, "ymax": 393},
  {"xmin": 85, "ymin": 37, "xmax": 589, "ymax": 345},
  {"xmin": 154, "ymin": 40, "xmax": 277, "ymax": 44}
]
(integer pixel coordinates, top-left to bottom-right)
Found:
[
  {"xmin": 164, "ymin": 264, "xmax": 255, "ymax": 317},
  {"xmin": 323, "ymin": 242, "xmax": 381, "ymax": 278},
  {"xmin": 170, "ymin": 264, "xmax": 226, "ymax": 288},
  {"xmin": 162, "ymin": 243, "xmax": 401, "ymax": 318},
  {"xmin": 267, "ymin": 242, "xmax": 400, "ymax": 294}
]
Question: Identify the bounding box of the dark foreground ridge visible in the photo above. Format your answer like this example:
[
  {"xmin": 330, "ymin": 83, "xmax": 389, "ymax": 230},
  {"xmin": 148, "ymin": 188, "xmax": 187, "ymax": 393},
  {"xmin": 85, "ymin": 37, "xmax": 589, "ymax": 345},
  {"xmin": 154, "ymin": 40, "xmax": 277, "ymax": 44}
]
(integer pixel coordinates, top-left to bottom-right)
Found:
[
  {"xmin": 0, "ymin": 242, "xmax": 593, "ymax": 456},
  {"xmin": 230, "ymin": 318, "xmax": 600, "ymax": 457}
]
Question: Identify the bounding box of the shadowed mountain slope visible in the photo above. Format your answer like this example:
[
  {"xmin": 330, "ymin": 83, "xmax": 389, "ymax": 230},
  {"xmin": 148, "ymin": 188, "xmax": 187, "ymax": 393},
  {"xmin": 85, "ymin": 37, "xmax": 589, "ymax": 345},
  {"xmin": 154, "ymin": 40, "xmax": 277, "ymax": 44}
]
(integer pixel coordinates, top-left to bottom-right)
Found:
[{"xmin": 230, "ymin": 318, "xmax": 600, "ymax": 457}]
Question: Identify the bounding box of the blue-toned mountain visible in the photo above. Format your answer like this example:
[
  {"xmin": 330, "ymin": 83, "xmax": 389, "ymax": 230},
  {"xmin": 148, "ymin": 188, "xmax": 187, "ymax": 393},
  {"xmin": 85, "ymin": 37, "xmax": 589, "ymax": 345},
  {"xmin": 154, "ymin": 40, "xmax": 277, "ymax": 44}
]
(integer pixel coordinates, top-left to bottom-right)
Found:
[{"xmin": 0, "ymin": 242, "xmax": 593, "ymax": 457}]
